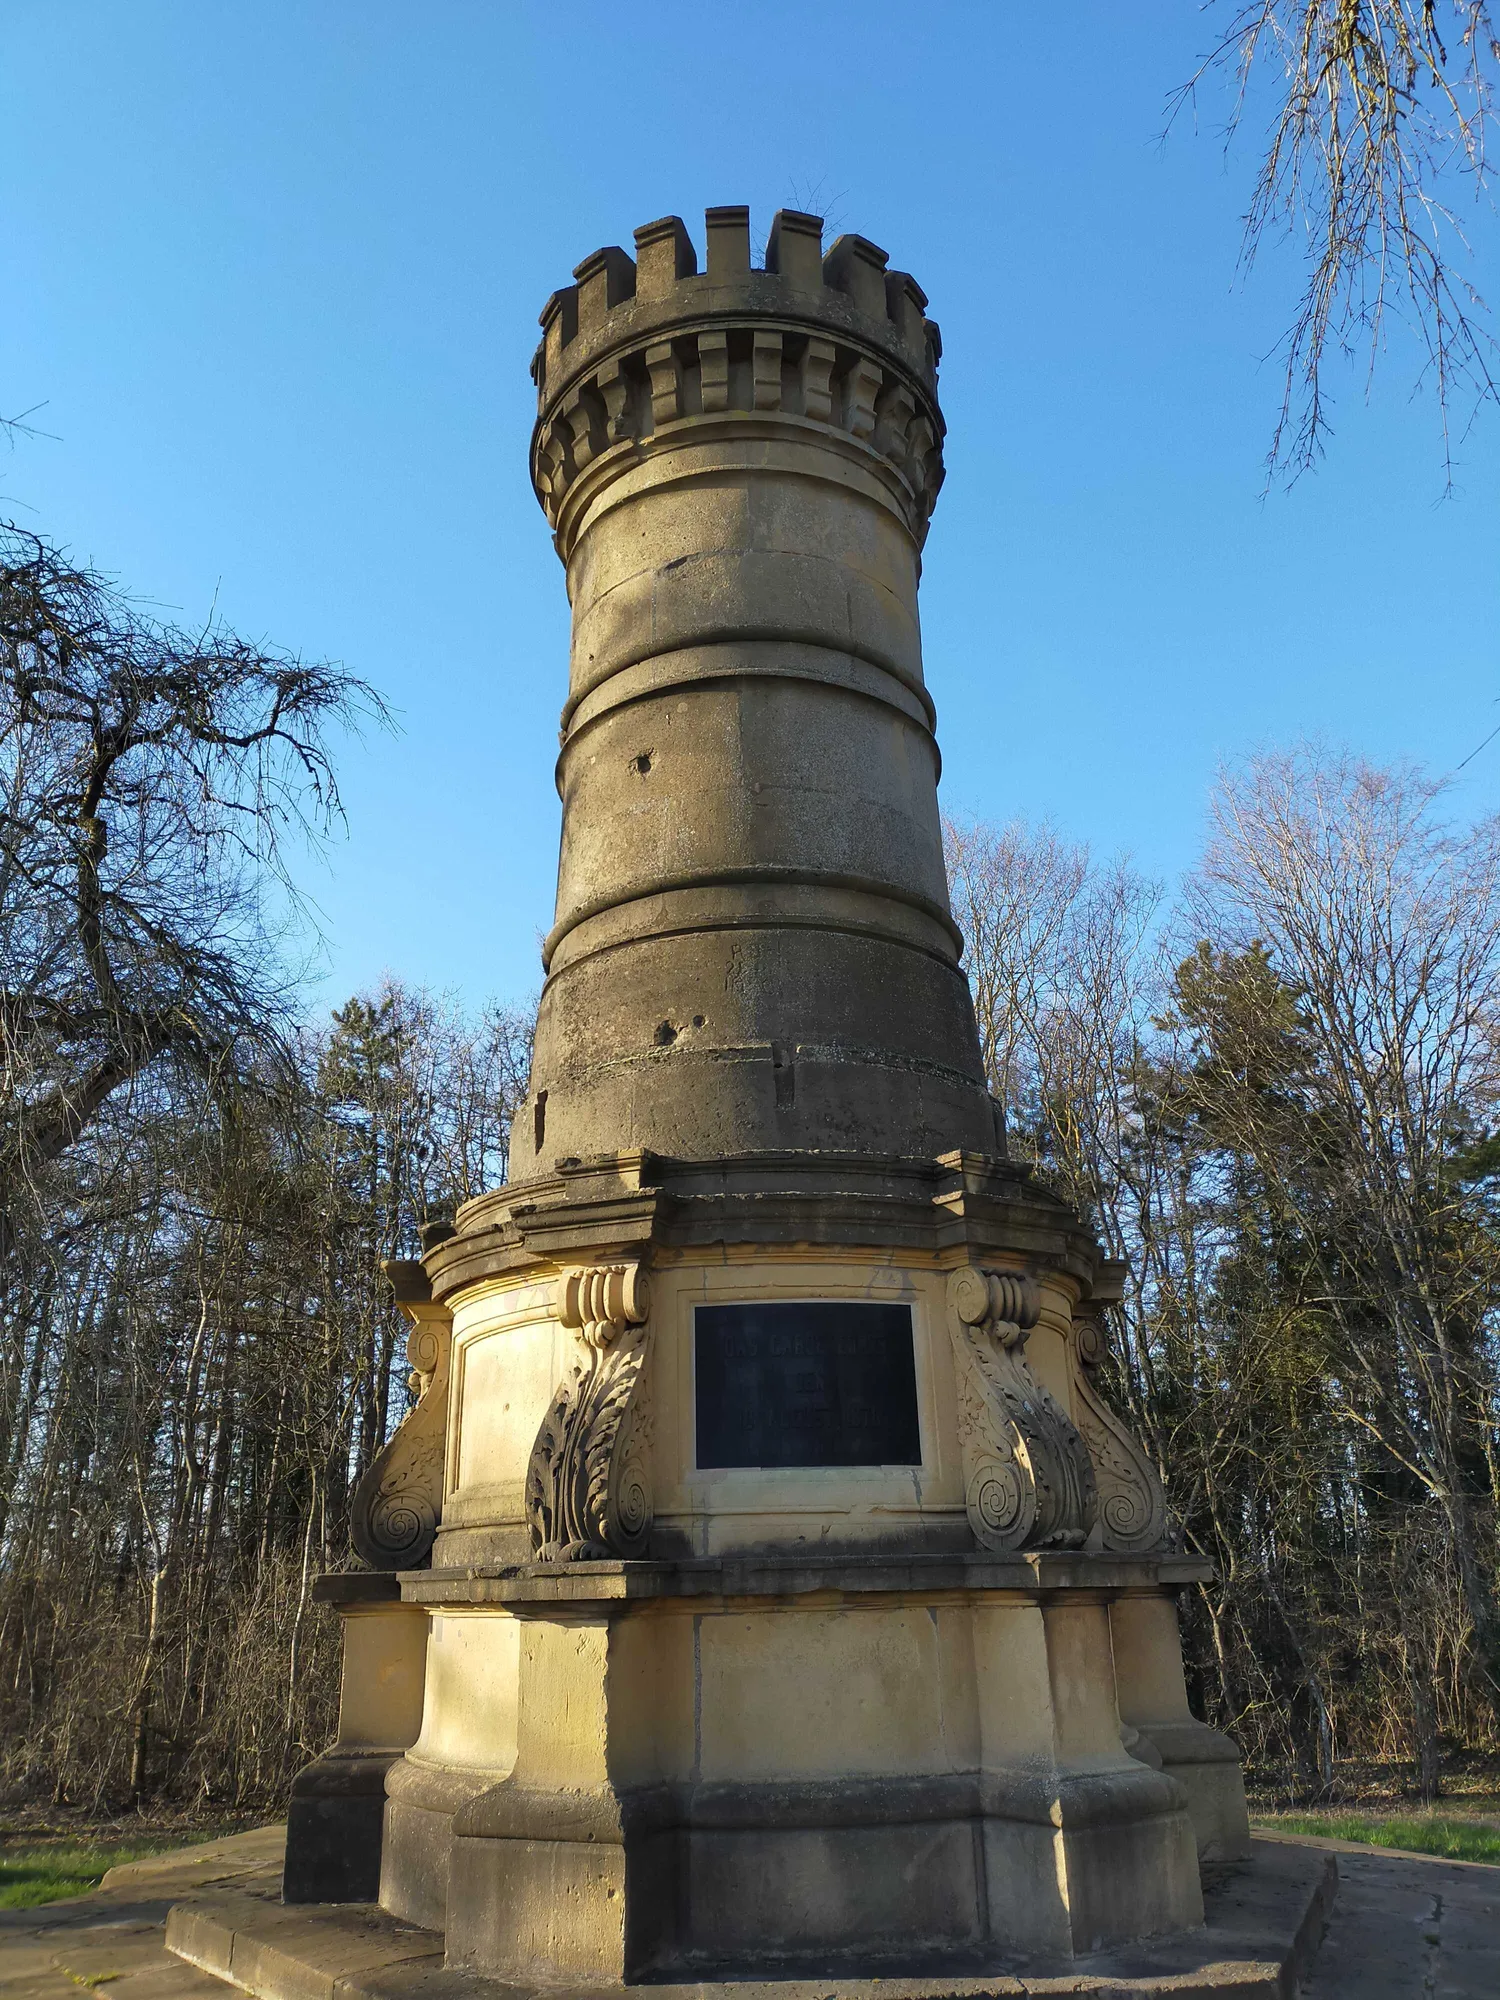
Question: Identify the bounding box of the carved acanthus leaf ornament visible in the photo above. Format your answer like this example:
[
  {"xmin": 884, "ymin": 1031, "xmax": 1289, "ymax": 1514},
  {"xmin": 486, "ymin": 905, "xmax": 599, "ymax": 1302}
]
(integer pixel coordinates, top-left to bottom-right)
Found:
[
  {"xmin": 1066, "ymin": 1307, "xmax": 1170, "ymax": 1555},
  {"xmin": 350, "ymin": 1293, "xmax": 452, "ymax": 1571},
  {"xmin": 526, "ymin": 1262, "xmax": 654, "ymax": 1563},
  {"xmin": 946, "ymin": 1266, "xmax": 1097, "ymax": 1552}
]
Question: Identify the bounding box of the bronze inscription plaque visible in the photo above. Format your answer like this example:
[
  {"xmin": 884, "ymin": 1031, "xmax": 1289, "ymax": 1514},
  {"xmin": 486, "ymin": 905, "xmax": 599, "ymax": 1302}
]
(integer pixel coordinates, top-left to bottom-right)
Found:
[{"xmin": 694, "ymin": 1301, "xmax": 921, "ymax": 1469}]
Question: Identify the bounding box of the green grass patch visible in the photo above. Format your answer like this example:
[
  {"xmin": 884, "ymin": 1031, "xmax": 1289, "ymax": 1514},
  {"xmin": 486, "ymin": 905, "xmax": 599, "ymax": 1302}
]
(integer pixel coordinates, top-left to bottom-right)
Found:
[
  {"xmin": 1257, "ymin": 1813, "xmax": 1500, "ymax": 1864},
  {"xmin": 0, "ymin": 1837, "xmax": 197, "ymax": 1910}
]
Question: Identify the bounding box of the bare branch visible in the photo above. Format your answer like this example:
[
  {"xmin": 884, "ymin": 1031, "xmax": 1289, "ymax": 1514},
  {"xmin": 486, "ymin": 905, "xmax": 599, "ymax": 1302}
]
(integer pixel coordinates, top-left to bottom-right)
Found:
[{"xmin": 1173, "ymin": 2, "xmax": 1499, "ymax": 483}]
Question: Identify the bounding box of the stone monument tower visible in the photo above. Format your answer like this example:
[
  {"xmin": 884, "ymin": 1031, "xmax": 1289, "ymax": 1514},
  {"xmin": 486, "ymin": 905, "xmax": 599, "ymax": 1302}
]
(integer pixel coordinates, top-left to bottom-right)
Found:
[{"xmin": 284, "ymin": 204, "xmax": 1249, "ymax": 1983}]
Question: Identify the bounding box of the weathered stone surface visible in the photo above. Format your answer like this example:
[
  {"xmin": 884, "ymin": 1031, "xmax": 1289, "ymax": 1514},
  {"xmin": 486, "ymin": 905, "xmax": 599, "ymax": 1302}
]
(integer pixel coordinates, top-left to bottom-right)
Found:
[
  {"xmin": 369, "ymin": 1547, "xmax": 1213, "ymax": 1978},
  {"xmin": 349, "ymin": 1264, "xmax": 452, "ymax": 1572},
  {"xmin": 515, "ymin": 205, "xmax": 989, "ymax": 1175},
  {"xmin": 283, "ymin": 1572, "xmax": 428, "ymax": 1906},
  {"xmin": 1112, "ymin": 1590, "xmax": 1251, "ymax": 1862},
  {"xmin": 0, "ymin": 1825, "xmax": 283, "ymax": 1998},
  {"xmin": 163, "ymin": 1838, "xmax": 1346, "ymax": 1996}
]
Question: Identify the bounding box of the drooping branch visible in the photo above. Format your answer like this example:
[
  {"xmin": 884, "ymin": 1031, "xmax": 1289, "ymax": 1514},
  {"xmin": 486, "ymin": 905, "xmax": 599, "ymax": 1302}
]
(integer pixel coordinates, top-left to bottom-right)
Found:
[{"xmin": 1173, "ymin": 2, "xmax": 1499, "ymax": 482}]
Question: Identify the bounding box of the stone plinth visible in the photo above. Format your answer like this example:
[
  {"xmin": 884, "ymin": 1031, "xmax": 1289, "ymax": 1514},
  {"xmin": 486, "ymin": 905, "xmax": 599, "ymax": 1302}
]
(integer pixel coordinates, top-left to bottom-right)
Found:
[
  {"xmin": 269, "ymin": 204, "xmax": 1250, "ymax": 1985},
  {"xmin": 168, "ymin": 1841, "xmax": 1342, "ymax": 1999},
  {"xmin": 283, "ymin": 1573, "xmax": 425, "ymax": 1905},
  {"xmin": 391, "ymin": 1550, "xmax": 1208, "ymax": 1978}
]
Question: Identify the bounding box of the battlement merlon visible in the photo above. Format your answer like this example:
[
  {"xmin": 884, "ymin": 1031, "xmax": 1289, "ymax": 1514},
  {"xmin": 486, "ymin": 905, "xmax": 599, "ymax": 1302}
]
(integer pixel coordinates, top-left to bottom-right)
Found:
[
  {"xmin": 531, "ymin": 207, "xmax": 942, "ymax": 408},
  {"xmin": 528, "ymin": 206, "xmax": 947, "ymax": 543}
]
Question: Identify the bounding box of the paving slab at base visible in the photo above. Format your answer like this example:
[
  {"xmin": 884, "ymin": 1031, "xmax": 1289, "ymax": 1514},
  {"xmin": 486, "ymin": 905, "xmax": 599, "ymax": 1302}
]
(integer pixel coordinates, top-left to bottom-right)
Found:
[
  {"xmin": 1265, "ymin": 1836, "xmax": 1500, "ymax": 2000},
  {"xmin": 0, "ymin": 1824, "xmax": 286, "ymax": 2000},
  {"xmin": 165, "ymin": 1836, "xmax": 1335, "ymax": 2000}
]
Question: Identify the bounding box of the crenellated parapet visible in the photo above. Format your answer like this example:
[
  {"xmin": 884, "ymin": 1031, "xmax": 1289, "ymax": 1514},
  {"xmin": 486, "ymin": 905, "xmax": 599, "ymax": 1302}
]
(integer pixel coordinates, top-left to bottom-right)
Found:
[{"xmin": 530, "ymin": 205, "xmax": 946, "ymax": 545}]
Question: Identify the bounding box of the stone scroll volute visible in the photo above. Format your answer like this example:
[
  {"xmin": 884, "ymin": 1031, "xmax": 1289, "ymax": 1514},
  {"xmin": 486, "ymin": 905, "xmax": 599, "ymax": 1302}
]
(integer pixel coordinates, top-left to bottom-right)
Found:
[
  {"xmin": 1066, "ymin": 1304, "xmax": 1170, "ymax": 1555},
  {"xmin": 349, "ymin": 1263, "xmax": 453, "ymax": 1571},
  {"xmin": 526, "ymin": 1261, "xmax": 654, "ymax": 1563},
  {"xmin": 945, "ymin": 1265, "xmax": 1097, "ymax": 1553}
]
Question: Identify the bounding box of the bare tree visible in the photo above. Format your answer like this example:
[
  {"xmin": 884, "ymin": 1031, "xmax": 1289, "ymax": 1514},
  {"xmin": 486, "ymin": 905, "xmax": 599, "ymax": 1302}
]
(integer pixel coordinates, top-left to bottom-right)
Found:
[
  {"xmin": 1178, "ymin": 2, "xmax": 1498, "ymax": 479},
  {"xmin": 944, "ymin": 815, "xmax": 1088, "ymax": 1120},
  {"xmin": 0, "ymin": 980, "xmax": 535, "ymax": 1811},
  {"xmin": 945, "ymin": 813, "xmax": 1174, "ymax": 1445},
  {"xmin": 0, "ymin": 522, "xmax": 386, "ymax": 1250},
  {"xmin": 1183, "ymin": 747, "xmax": 1500, "ymax": 1697},
  {"xmin": 948, "ymin": 773, "xmax": 1500, "ymax": 1790}
]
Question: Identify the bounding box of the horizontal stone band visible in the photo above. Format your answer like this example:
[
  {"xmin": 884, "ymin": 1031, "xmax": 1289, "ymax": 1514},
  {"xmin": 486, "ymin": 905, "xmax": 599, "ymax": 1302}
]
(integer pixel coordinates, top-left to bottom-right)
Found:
[
  {"xmin": 542, "ymin": 863, "xmax": 965, "ymax": 969},
  {"xmin": 451, "ymin": 1766, "xmax": 1187, "ymax": 1847},
  {"xmin": 562, "ymin": 637, "xmax": 937, "ymax": 741},
  {"xmin": 544, "ymin": 904, "xmax": 965, "ymax": 982}
]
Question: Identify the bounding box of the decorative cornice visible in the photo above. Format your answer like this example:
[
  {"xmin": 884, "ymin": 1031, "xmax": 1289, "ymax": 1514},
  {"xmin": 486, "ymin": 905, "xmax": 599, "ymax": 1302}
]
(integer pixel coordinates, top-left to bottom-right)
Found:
[
  {"xmin": 422, "ymin": 1149, "xmax": 1118, "ymax": 1310},
  {"xmin": 532, "ymin": 328, "xmax": 943, "ymax": 545},
  {"xmin": 398, "ymin": 1548, "xmax": 1216, "ymax": 1609},
  {"xmin": 945, "ymin": 1265, "xmax": 1097, "ymax": 1553},
  {"xmin": 526, "ymin": 1262, "xmax": 654, "ymax": 1562}
]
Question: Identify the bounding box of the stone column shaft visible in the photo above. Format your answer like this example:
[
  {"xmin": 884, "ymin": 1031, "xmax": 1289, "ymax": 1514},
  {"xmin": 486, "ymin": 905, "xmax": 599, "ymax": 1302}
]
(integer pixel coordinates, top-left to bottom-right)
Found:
[{"xmin": 519, "ymin": 205, "xmax": 996, "ymax": 1172}]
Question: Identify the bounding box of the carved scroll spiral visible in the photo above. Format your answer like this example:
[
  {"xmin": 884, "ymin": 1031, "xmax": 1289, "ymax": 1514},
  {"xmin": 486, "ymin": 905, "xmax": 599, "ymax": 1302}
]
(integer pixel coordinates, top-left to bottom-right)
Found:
[
  {"xmin": 350, "ymin": 1308, "xmax": 452, "ymax": 1570},
  {"xmin": 406, "ymin": 1321, "xmax": 445, "ymax": 1396},
  {"xmin": 526, "ymin": 1263, "xmax": 653, "ymax": 1563},
  {"xmin": 946, "ymin": 1266, "xmax": 1096, "ymax": 1553},
  {"xmin": 1067, "ymin": 1309, "xmax": 1170, "ymax": 1555}
]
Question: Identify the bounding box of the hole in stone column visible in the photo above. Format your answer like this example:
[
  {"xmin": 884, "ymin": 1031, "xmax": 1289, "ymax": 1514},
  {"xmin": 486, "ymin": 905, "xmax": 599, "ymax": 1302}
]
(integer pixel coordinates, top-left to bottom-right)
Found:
[
  {"xmin": 771, "ymin": 1041, "xmax": 795, "ymax": 1109},
  {"xmin": 533, "ymin": 1089, "xmax": 547, "ymax": 1153},
  {"xmin": 632, "ymin": 750, "xmax": 653, "ymax": 775},
  {"xmin": 691, "ymin": 1014, "xmax": 706, "ymax": 1028},
  {"xmin": 654, "ymin": 1020, "xmax": 678, "ymax": 1046}
]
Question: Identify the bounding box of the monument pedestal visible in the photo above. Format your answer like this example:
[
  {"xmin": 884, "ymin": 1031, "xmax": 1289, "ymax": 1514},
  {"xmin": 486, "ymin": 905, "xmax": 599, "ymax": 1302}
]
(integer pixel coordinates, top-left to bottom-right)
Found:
[
  {"xmin": 295, "ymin": 1148, "xmax": 1249, "ymax": 1978},
  {"xmin": 384, "ymin": 1552, "xmax": 1208, "ymax": 1981},
  {"xmin": 1111, "ymin": 1589, "xmax": 1253, "ymax": 1865}
]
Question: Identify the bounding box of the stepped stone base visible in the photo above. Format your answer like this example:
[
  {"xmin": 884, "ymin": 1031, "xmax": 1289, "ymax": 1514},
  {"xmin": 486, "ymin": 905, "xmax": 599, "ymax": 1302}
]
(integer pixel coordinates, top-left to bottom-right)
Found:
[{"xmin": 166, "ymin": 1837, "xmax": 1335, "ymax": 1999}]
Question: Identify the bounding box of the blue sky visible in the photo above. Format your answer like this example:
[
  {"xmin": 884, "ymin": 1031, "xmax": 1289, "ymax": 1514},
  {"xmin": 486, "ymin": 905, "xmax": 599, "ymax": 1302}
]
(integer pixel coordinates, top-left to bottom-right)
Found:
[{"xmin": 3, "ymin": 3, "xmax": 1496, "ymax": 1018}]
